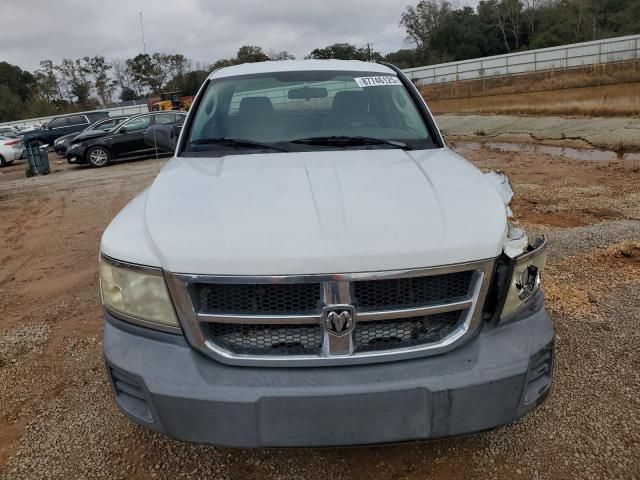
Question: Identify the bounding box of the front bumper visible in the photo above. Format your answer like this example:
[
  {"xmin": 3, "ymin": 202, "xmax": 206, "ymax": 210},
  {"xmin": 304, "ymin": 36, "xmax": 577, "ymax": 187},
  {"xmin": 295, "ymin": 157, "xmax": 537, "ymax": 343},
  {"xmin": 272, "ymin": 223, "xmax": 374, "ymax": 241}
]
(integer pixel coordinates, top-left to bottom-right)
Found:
[
  {"xmin": 66, "ymin": 146, "xmax": 86, "ymax": 164},
  {"xmin": 54, "ymin": 144, "xmax": 68, "ymax": 155},
  {"xmin": 103, "ymin": 299, "xmax": 554, "ymax": 448}
]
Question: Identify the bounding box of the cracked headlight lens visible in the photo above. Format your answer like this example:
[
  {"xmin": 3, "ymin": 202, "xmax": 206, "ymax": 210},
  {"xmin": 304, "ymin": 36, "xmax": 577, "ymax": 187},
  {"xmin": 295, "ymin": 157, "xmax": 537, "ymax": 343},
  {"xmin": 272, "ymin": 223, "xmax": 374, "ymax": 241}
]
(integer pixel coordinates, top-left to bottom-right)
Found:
[
  {"xmin": 99, "ymin": 256, "xmax": 179, "ymax": 329},
  {"xmin": 501, "ymin": 237, "xmax": 547, "ymax": 320}
]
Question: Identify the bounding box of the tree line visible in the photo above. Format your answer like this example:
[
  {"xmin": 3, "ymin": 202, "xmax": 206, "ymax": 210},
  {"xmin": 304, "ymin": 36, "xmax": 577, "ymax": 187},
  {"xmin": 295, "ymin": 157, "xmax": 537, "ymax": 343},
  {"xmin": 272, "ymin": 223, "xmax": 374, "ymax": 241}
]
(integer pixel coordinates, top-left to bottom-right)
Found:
[{"xmin": 0, "ymin": 0, "xmax": 637, "ymax": 122}]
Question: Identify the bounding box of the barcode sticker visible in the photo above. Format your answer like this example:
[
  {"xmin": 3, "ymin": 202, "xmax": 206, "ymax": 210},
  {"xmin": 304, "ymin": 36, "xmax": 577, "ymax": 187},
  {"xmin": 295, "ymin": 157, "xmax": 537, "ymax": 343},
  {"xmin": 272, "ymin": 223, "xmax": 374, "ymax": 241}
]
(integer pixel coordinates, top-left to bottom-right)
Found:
[{"xmin": 354, "ymin": 76, "xmax": 402, "ymax": 87}]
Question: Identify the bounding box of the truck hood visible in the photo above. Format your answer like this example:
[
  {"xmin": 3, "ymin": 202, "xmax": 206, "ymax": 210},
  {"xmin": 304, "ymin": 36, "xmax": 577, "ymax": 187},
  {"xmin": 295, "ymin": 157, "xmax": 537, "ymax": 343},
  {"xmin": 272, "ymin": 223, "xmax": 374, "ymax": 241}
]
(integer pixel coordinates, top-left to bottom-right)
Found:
[{"xmin": 135, "ymin": 148, "xmax": 507, "ymax": 275}]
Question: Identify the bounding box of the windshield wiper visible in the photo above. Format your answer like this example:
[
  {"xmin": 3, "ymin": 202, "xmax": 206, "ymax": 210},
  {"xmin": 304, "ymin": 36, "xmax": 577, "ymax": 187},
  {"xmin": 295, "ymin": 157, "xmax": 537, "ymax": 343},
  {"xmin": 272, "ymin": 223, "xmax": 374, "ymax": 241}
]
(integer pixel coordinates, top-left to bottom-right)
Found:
[
  {"xmin": 189, "ymin": 137, "xmax": 288, "ymax": 152},
  {"xmin": 289, "ymin": 136, "xmax": 413, "ymax": 150}
]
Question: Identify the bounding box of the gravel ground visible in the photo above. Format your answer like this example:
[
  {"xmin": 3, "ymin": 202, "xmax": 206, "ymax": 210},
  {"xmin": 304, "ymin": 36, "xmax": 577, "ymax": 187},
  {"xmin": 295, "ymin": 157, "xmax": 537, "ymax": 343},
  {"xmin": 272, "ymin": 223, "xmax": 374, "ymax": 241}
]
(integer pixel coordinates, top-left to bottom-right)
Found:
[{"xmin": 0, "ymin": 148, "xmax": 639, "ymax": 480}]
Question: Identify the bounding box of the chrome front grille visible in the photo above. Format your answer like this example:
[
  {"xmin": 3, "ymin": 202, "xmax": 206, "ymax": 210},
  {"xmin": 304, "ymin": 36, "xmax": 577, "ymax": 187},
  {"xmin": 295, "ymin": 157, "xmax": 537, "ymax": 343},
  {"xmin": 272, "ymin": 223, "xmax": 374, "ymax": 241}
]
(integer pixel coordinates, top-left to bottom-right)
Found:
[
  {"xmin": 197, "ymin": 282, "xmax": 321, "ymax": 315},
  {"xmin": 165, "ymin": 259, "xmax": 494, "ymax": 367}
]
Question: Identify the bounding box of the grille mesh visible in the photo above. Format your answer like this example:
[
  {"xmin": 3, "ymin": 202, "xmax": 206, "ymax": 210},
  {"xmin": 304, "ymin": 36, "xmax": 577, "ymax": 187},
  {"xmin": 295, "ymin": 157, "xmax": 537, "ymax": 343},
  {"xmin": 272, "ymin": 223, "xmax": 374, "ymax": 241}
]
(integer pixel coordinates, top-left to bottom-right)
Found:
[
  {"xmin": 196, "ymin": 283, "xmax": 321, "ymax": 315},
  {"xmin": 353, "ymin": 271, "xmax": 473, "ymax": 312},
  {"xmin": 354, "ymin": 311, "xmax": 462, "ymax": 352},
  {"xmin": 209, "ymin": 323, "xmax": 322, "ymax": 355},
  {"xmin": 207, "ymin": 311, "xmax": 462, "ymax": 356}
]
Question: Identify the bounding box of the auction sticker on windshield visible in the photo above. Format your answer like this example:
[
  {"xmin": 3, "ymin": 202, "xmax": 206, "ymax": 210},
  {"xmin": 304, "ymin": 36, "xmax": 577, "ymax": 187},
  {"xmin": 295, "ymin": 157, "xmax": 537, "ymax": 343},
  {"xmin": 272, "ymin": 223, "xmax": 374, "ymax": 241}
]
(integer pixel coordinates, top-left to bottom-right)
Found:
[{"xmin": 354, "ymin": 76, "xmax": 402, "ymax": 87}]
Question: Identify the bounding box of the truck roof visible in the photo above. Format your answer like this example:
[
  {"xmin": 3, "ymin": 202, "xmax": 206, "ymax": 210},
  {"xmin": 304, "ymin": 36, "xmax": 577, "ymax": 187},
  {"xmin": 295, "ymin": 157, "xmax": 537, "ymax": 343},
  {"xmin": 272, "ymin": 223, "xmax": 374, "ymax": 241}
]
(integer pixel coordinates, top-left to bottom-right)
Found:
[{"xmin": 208, "ymin": 59, "xmax": 395, "ymax": 80}]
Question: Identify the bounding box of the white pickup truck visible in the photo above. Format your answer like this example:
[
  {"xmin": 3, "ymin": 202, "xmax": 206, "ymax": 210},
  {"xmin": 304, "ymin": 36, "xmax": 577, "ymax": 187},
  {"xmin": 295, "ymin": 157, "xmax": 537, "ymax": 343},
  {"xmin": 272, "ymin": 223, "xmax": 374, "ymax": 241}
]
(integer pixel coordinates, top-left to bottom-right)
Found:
[{"xmin": 99, "ymin": 60, "xmax": 553, "ymax": 447}]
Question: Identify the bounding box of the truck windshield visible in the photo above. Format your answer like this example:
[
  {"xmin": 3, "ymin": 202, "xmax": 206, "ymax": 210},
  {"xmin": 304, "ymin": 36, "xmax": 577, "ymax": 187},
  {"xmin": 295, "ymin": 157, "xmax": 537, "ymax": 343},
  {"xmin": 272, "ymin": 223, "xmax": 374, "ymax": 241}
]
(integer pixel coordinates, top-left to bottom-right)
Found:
[{"xmin": 183, "ymin": 70, "xmax": 435, "ymax": 154}]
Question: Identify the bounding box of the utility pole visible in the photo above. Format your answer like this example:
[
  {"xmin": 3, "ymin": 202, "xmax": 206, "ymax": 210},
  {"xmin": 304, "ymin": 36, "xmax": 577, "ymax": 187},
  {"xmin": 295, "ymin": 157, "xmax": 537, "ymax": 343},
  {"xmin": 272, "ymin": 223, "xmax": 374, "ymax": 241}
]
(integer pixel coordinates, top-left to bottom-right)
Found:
[{"xmin": 139, "ymin": 11, "xmax": 147, "ymax": 54}]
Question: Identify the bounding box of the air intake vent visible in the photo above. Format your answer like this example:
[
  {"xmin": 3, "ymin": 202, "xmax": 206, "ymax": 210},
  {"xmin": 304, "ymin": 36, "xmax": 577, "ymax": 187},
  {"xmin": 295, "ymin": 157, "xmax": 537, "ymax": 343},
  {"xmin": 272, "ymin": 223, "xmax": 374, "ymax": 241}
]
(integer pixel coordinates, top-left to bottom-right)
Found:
[
  {"xmin": 523, "ymin": 343, "xmax": 554, "ymax": 405},
  {"xmin": 109, "ymin": 366, "xmax": 153, "ymax": 422}
]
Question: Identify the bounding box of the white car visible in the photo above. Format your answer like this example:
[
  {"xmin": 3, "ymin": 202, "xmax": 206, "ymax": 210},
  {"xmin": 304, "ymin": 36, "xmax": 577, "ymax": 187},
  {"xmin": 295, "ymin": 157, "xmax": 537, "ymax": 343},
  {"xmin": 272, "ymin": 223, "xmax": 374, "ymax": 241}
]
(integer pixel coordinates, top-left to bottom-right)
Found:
[
  {"xmin": 0, "ymin": 136, "xmax": 24, "ymax": 166},
  {"xmin": 99, "ymin": 60, "xmax": 553, "ymax": 447},
  {"xmin": 0, "ymin": 126, "xmax": 21, "ymax": 138}
]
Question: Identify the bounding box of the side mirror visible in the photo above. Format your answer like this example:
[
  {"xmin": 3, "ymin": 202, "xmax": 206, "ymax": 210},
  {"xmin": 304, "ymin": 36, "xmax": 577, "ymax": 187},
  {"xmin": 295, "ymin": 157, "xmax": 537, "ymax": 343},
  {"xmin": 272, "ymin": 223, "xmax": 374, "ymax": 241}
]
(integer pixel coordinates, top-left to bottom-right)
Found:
[
  {"xmin": 144, "ymin": 124, "xmax": 179, "ymax": 153},
  {"xmin": 118, "ymin": 126, "xmax": 127, "ymax": 134}
]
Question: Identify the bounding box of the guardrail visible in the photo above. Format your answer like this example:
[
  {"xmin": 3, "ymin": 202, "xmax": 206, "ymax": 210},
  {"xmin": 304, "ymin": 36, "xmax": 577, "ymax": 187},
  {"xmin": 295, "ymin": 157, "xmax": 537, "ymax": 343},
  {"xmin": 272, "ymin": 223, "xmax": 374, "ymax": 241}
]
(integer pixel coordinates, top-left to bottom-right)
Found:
[{"xmin": 403, "ymin": 34, "xmax": 640, "ymax": 85}]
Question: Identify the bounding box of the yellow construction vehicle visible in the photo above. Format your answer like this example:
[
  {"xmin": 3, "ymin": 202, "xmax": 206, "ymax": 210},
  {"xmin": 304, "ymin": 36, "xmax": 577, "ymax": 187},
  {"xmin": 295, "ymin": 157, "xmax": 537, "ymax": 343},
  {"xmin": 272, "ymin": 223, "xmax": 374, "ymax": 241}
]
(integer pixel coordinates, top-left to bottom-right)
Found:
[{"xmin": 150, "ymin": 92, "xmax": 194, "ymax": 112}]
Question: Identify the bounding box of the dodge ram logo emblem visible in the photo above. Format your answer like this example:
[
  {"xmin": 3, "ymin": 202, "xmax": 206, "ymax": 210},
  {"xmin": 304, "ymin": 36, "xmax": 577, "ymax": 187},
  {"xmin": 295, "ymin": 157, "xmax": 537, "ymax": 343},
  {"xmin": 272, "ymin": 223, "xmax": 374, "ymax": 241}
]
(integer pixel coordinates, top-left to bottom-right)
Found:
[{"xmin": 323, "ymin": 306, "xmax": 355, "ymax": 336}]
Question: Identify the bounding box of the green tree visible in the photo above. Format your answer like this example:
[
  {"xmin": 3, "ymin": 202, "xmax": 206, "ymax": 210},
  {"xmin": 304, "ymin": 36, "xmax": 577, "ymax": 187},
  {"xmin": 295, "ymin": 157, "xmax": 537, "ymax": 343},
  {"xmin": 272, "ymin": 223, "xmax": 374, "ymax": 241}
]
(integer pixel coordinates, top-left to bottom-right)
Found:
[
  {"xmin": 87, "ymin": 56, "xmax": 117, "ymax": 105},
  {"xmin": 236, "ymin": 45, "xmax": 270, "ymax": 63},
  {"xmin": 56, "ymin": 58, "xmax": 92, "ymax": 106},
  {"xmin": 597, "ymin": 0, "xmax": 640, "ymax": 37},
  {"xmin": 211, "ymin": 58, "xmax": 236, "ymax": 70},
  {"xmin": 113, "ymin": 59, "xmax": 143, "ymax": 98},
  {"xmin": 269, "ymin": 50, "xmax": 295, "ymax": 61},
  {"xmin": 383, "ymin": 49, "xmax": 421, "ymax": 68},
  {"xmin": 0, "ymin": 62, "xmax": 34, "ymax": 101},
  {"xmin": 477, "ymin": 1, "xmax": 512, "ymax": 55},
  {"xmin": 33, "ymin": 60, "xmax": 64, "ymax": 103},
  {"xmin": 431, "ymin": 7, "xmax": 485, "ymax": 61},
  {"xmin": 127, "ymin": 53, "xmax": 189, "ymax": 95},
  {"xmin": 211, "ymin": 45, "xmax": 276, "ymax": 70},
  {"xmin": 307, "ymin": 43, "xmax": 380, "ymax": 61},
  {"xmin": 165, "ymin": 70, "xmax": 209, "ymax": 96},
  {"xmin": 119, "ymin": 87, "xmax": 138, "ymax": 102},
  {"xmin": 400, "ymin": 0, "xmax": 452, "ymax": 63},
  {"xmin": 0, "ymin": 85, "xmax": 23, "ymax": 122}
]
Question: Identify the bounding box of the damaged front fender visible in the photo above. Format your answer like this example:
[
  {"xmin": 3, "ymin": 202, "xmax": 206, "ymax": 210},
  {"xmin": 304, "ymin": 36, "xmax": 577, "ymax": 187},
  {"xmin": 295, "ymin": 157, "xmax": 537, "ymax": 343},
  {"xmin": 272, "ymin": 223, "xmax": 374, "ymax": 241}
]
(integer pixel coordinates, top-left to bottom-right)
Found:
[
  {"xmin": 484, "ymin": 170, "xmax": 529, "ymax": 258},
  {"xmin": 484, "ymin": 171, "xmax": 548, "ymax": 321}
]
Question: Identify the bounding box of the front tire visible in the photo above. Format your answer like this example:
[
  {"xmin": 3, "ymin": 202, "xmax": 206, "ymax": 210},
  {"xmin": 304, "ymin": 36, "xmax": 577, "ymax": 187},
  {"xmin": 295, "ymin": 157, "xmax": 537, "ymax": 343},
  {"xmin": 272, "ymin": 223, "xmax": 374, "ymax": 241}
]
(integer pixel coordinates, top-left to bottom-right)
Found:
[
  {"xmin": 86, "ymin": 146, "xmax": 111, "ymax": 167},
  {"xmin": 0, "ymin": 154, "xmax": 6, "ymax": 167}
]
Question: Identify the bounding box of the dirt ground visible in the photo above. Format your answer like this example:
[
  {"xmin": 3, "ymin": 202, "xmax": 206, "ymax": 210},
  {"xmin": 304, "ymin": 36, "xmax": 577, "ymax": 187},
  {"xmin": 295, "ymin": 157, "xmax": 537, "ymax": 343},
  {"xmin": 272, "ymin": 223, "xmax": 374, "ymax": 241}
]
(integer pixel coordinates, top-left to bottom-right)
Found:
[{"xmin": 0, "ymin": 148, "xmax": 639, "ymax": 480}]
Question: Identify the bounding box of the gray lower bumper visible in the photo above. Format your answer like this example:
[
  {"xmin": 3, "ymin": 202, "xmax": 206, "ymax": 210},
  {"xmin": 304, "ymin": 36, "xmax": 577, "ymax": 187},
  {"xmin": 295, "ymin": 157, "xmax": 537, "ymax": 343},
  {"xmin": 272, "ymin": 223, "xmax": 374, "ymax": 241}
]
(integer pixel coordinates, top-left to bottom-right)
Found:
[{"xmin": 103, "ymin": 303, "xmax": 554, "ymax": 447}]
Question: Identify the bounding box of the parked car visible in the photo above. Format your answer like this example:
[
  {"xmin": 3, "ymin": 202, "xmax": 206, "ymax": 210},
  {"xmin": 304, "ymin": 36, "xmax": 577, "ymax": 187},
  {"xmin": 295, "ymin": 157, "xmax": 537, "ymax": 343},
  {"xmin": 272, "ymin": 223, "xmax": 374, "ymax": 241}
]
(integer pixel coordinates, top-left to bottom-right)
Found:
[
  {"xmin": 22, "ymin": 111, "xmax": 109, "ymax": 146},
  {"xmin": 0, "ymin": 126, "xmax": 21, "ymax": 138},
  {"xmin": 0, "ymin": 136, "xmax": 24, "ymax": 166},
  {"xmin": 54, "ymin": 116, "xmax": 129, "ymax": 155},
  {"xmin": 100, "ymin": 60, "xmax": 553, "ymax": 448},
  {"xmin": 67, "ymin": 112, "xmax": 186, "ymax": 167},
  {"xmin": 18, "ymin": 124, "xmax": 43, "ymax": 133}
]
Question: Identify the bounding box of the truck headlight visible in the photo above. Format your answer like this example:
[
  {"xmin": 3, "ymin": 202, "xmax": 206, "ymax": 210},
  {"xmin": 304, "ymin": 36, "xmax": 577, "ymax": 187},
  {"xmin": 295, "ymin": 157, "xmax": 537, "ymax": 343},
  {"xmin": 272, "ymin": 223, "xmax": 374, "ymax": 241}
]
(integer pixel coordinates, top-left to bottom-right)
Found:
[
  {"xmin": 501, "ymin": 237, "xmax": 547, "ymax": 320},
  {"xmin": 99, "ymin": 256, "xmax": 179, "ymax": 329}
]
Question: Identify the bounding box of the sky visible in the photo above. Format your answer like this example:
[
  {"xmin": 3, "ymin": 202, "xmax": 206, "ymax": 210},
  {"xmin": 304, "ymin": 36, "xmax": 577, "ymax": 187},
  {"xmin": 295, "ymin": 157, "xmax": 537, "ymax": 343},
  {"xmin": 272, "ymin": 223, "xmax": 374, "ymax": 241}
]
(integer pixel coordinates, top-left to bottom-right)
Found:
[{"xmin": 0, "ymin": 0, "xmax": 479, "ymax": 72}]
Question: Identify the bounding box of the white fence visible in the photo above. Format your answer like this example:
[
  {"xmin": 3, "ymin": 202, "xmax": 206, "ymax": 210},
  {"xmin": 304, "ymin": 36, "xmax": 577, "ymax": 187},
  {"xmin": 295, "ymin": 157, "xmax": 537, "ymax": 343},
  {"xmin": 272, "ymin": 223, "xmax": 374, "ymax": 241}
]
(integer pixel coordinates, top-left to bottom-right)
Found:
[{"xmin": 403, "ymin": 34, "xmax": 640, "ymax": 85}]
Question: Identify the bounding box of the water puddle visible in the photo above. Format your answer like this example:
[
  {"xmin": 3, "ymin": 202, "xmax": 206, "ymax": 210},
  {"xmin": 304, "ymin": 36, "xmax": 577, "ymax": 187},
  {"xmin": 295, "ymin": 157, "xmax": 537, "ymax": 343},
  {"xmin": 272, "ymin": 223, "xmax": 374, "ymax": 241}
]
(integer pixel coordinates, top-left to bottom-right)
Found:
[{"xmin": 453, "ymin": 141, "xmax": 640, "ymax": 169}]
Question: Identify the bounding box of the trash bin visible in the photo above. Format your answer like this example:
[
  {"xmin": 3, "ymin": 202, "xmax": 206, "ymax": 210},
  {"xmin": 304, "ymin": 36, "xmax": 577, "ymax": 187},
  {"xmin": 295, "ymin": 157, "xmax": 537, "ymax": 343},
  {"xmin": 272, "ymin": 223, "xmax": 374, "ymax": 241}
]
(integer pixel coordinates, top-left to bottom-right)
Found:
[{"xmin": 25, "ymin": 141, "xmax": 50, "ymax": 177}]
